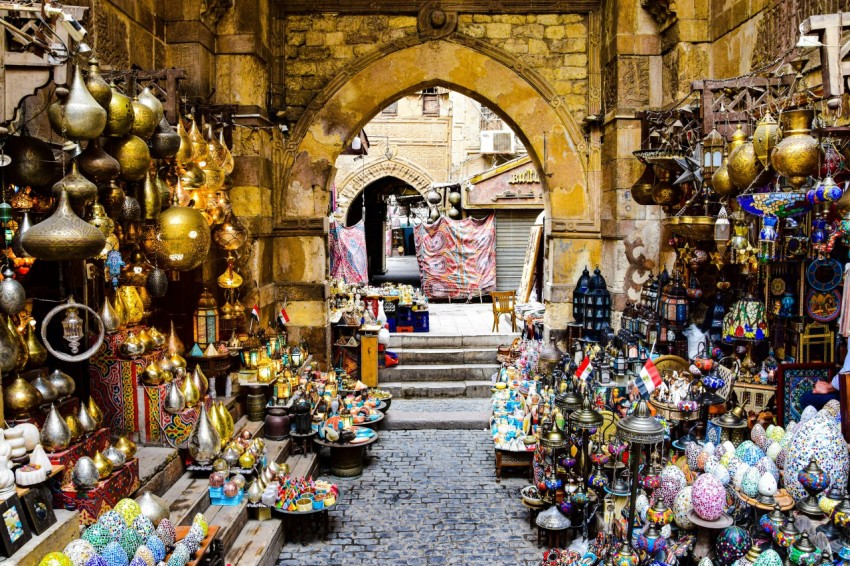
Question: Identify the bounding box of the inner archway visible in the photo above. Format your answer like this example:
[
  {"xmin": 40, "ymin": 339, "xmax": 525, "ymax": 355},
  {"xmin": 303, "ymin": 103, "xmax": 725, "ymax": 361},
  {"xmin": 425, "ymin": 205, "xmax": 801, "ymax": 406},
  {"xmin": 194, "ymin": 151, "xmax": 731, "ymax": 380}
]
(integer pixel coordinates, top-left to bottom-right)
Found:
[{"xmin": 277, "ymin": 38, "xmax": 602, "ymax": 344}]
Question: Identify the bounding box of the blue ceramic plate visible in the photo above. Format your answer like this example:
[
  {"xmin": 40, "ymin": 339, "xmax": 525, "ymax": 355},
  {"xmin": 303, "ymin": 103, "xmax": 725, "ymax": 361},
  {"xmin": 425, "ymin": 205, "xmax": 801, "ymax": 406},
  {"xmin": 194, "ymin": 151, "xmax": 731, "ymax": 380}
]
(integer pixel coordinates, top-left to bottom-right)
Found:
[{"xmin": 737, "ymin": 193, "xmax": 811, "ymax": 218}]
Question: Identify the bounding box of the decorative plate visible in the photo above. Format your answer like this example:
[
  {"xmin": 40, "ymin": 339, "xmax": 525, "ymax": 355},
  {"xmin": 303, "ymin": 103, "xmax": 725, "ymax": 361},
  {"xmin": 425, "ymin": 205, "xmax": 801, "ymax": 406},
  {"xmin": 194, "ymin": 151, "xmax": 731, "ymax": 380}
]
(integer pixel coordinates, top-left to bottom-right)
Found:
[
  {"xmin": 805, "ymin": 289, "xmax": 841, "ymax": 322},
  {"xmin": 770, "ymin": 278, "xmax": 786, "ymax": 296},
  {"xmin": 806, "ymin": 259, "xmax": 843, "ymax": 292},
  {"xmin": 652, "ymin": 355, "xmax": 690, "ymax": 377}
]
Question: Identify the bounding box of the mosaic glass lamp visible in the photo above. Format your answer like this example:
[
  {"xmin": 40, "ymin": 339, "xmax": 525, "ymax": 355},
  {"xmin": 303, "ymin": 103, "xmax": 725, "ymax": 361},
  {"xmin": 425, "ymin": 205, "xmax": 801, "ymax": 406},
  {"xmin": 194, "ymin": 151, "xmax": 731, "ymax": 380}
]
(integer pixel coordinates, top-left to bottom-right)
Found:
[
  {"xmin": 193, "ymin": 288, "xmax": 219, "ymax": 348},
  {"xmin": 722, "ymin": 293, "xmax": 769, "ymax": 343}
]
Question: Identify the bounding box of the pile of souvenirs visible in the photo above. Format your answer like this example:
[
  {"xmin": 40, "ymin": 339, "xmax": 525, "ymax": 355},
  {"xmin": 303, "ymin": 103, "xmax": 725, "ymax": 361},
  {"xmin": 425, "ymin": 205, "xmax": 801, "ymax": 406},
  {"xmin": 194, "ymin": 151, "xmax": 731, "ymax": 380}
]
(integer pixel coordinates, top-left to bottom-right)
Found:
[
  {"xmin": 272, "ymin": 477, "xmax": 339, "ymax": 513},
  {"xmin": 521, "ymin": 332, "xmax": 850, "ymax": 566},
  {"xmin": 37, "ymin": 498, "xmax": 208, "ymax": 566},
  {"xmin": 329, "ymin": 279, "xmax": 427, "ymax": 325},
  {"xmin": 491, "ymin": 340, "xmax": 543, "ymax": 451}
]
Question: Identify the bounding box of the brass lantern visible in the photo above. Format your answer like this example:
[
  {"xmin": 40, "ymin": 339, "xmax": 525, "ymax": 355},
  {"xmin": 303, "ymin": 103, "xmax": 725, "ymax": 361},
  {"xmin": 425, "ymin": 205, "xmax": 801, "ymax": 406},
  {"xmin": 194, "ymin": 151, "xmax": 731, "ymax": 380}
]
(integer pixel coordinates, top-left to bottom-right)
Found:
[
  {"xmin": 193, "ymin": 288, "xmax": 219, "ymax": 348},
  {"xmin": 702, "ymin": 128, "xmax": 725, "ymax": 180},
  {"xmin": 714, "ymin": 205, "xmax": 731, "ymax": 256}
]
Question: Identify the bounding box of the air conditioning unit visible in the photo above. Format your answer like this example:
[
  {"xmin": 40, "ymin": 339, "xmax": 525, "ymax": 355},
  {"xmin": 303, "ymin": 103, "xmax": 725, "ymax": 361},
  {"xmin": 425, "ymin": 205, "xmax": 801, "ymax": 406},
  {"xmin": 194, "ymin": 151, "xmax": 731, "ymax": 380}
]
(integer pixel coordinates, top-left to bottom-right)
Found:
[{"xmin": 480, "ymin": 130, "xmax": 515, "ymax": 154}]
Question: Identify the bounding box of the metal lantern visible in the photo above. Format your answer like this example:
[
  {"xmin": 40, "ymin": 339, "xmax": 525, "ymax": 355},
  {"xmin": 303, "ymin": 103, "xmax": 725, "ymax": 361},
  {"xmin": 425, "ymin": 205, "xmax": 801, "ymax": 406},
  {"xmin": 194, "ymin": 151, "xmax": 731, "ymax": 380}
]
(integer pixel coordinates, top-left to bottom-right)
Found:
[
  {"xmin": 616, "ymin": 399, "xmax": 665, "ymax": 550},
  {"xmin": 340, "ymin": 405, "xmax": 353, "ymax": 429},
  {"xmin": 599, "ymin": 356, "xmax": 612, "ymax": 384},
  {"xmin": 193, "ymin": 288, "xmax": 219, "ymax": 348},
  {"xmin": 61, "ymin": 302, "xmax": 84, "ymax": 354},
  {"xmin": 703, "ymin": 128, "xmax": 725, "ymax": 180},
  {"xmin": 573, "ymin": 266, "xmax": 591, "ymax": 323},
  {"xmin": 660, "ymin": 271, "xmax": 689, "ymax": 326},
  {"xmin": 290, "ymin": 346, "xmax": 303, "ymax": 367},
  {"xmin": 540, "ymin": 336, "xmax": 564, "ymax": 376},
  {"xmin": 710, "ymin": 404, "xmax": 748, "ymax": 444},
  {"xmin": 555, "ymin": 378, "xmax": 584, "ymax": 416},
  {"xmin": 583, "ymin": 267, "xmax": 611, "ymax": 339},
  {"xmin": 715, "ymin": 205, "xmax": 731, "ymax": 256},
  {"xmin": 614, "ymin": 351, "xmax": 628, "ymax": 380},
  {"xmin": 569, "ymin": 397, "xmax": 603, "ymax": 484}
]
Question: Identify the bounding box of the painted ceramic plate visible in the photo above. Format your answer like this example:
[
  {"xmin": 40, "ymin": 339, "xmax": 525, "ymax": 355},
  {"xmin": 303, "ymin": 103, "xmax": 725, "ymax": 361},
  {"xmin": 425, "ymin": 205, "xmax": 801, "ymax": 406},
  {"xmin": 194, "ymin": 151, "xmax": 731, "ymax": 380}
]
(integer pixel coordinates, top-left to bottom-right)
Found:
[
  {"xmin": 805, "ymin": 289, "xmax": 841, "ymax": 322},
  {"xmin": 770, "ymin": 278, "xmax": 786, "ymax": 296},
  {"xmin": 806, "ymin": 259, "xmax": 843, "ymax": 292}
]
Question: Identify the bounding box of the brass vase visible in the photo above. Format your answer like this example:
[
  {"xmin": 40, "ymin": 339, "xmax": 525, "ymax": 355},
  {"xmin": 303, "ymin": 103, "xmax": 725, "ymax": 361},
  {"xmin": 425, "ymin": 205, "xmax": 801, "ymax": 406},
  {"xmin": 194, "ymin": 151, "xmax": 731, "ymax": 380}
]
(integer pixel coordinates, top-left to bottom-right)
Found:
[
  {"xmin": 150, "ymin": 203, "xmax": 211, "ymax": 271},
  {"xmin": 771, "ymin": 109, "xmax": 821, "ymax": 190},
  {"xmin": 163, "ymin": 381, "xmax": 185, "ymax": 414},
  {"xmin": 0, "ymin": 314, "xmax": 18, "ymax": 374},
  {"xmin": 84, "ymin": 57, "xmax": 112, "ymax": 110},
  {"xmin": 4, "ymin": 375, "xmax": 42, "ymax": 419},
  {"xmin": 181, "ymin": 374, "xmax": 200, "ymax": 408},
  {"xmin": 118, "ymin": 286, "xmax": 144, "ymax": 326},
  {"xmin": 114, "ymin": 436, "xmax": 136, "ymax": 459},
  {"xmin": 142, "ymin": 170, "xmax": 162, "ymax": 221},
  {"xmin": 31, "ymin": 371, "xmax": 57, "ymax": 404},
  {"xmin": 92, "ymin": 450, "xmax": 113, "ymax": 479},
  {"xmin": 52, "ymin": 162, "xmax": 98, "ymax": 214},
  {"xmin": 6, "ymin": 315, "xmax": 27, "ymax": 372},
  {"xmin": 41, "ymin": 404, "xmax": 72, "ymax": 452},
  {"xmin": 47, "ymin": 65, "xmax": 107, "ymax": 141},
  {"xmin": 100, "ymin": 296, "xmax": 121, "ymax": 334},
  {"xmin": 104, "ymin": 135, "xmax": 151, "ymax": 182},
  {"xmin": 176, "ymin": 120, "xmax": 195, "ymax": 165},
  {"xmin": 190, "ymin": 366, "xmax": 209, "ymax": 399},
  {"xmin": 188, "ymin": 403, "xmax": 220, "ymax": 465},
  {"xmin": 24, "ymin": 323, "xmax": 47, "ymax": 369},
  {"xmin": 166, "ymin": 321, "xmax": 185, "ymax": 356},
  {"xmin": 47, "ymin": 368, "xmax": 75, "ymax": 398},
  {"xmin": 21, "ymin": 189, "xmax": 106, "ymax": 261},
  {"xmin": 138, "ymin": 87, "xmax": 165, "ymax": 128},
  {"xmin": 65, "ymin": 414, "xmax": 82, "ymax": 443},
  {"xmin": 753, "ymin": 112, "xmax": 781, "ymax": 167},
  {"xmin": 189, "ymin": 118, "xmax": 209, "ymax": 163},
  {"xmin": 104, "ymin": 82, "xmax": 133, "ymax": 137},
  {"xmin": 78, "ymin": 138, "xmax": 120, "ymax": 184},
  {"xmin": 728, "ymin": 140, "xmax": 765, "ymax": 190},
  {"xmin": 130, "ymin": 96, "xmax": 158, "ymax": 140},
  {"xmin": 88, "ymin": 397, "xmax": 104, "ymax": 428},
  {"xmin": 77, "ymin": 402, "xmax": 97, "ymax": 436},
  {"xmin": 0, "ymin": 266, "xmax": 26, "ymax": 316}
]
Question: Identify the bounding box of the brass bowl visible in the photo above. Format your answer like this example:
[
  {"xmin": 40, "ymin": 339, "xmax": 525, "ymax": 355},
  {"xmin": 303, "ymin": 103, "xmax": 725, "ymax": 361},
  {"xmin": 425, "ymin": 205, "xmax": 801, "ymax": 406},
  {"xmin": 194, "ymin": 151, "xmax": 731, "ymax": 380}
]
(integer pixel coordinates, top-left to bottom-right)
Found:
[{"xmin": 662, "ymin": 216, "xmax": 717, "ymax": 241}]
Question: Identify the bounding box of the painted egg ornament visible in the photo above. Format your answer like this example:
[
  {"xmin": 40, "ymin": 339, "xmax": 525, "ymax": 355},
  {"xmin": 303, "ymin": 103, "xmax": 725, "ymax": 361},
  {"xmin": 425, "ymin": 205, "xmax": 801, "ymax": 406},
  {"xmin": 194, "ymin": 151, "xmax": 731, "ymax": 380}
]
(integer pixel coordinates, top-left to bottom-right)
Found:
[
  {"xmin": 155, "ymin": 518, "xmax": 176, "ymax": 547},
  {"xmin": 84, "ymin": 557, "xmax": 108, "ymax": 566},
  {"xmin": 184, "ymin": 523, "xmax": 204, "ymax": 553},
  {"xmin": 727, "ymin": 456, "xmax": 744, "ymax": 478},
  {"xmin": 703, "ymin": 441, "xmax": 716, "ymax": 456},
  {"xmin": 751, "ymin": 424, "xmax": 769, "ymax": 450},
  {"xmin": 758, "ymin": 472, "xmax": 778, "ymax": 496},
  {"xmin": 191, "ymin": 513, "xmax": 209, "ymax": 537},
  {"xmin": 82, "ymin": 523, "xmax": 113, "ymax": 552},
  {"xmin": 39, "ymin": 553, "xmax": 73, "ymax": 566},
  {"xmin": 686, "ymin": 442, "xmax": 702, "ymax": 470},
  {"xmin": 776, "ymin": 448, "xmax": 788, "ymax": 470},
  {"xmin": 711, "ymin": 463, "xmax": 731, "ymax": 485},
  {"xmin": 823, "ymin": 399, "xmax": 841, "ymax": 419},
  {"xmin": 735, "ymin": 441, "xmax": 765, "ymax": 466},
  {"xmin": 133, "ymin": 546, "xmax": 155, "ymax": 566},
  {"xmin": 696, "ymin": 451, "xmax": 712, "ymax": 471},
  {"xmin": 753, "ymin": 549, "xmax": 783, "ymax": 566},
  {"xmin": 800, "ymin": 405, "xmax": 818, "ymax": 423},
  {"xmin": 118, "ymin": 528, "xmax": 143, "ymax": 558},
  {"xmin": 64, "ymin": 539, "xmax": 97, "ymax": 566},
  {"xmin": 635, "ymin": 492, "xmax": 650, "ymax": 522},
  {"xmin": 756, "ymin": 456, "xmax": 780, "ymax": 482},
  {"xmin": 170, "ymin": 542, "xmax": 191, "ymax": 565},
  {"xmin": 692, "ymin": 473, "xmax": 726, "ymax": 521},
  {"xmin": 716, "ymin": 526, "xmax": 752, "ymax": 564},
  {"xmin": 766, "ymin": 442, "xmax": 782, "ymax": 462},
  {"xmin": 768, "ymin": 426, "xmax": 785, "ymax": 443},
  {"xmin": 100, "ymin": 541, "xmax": 129, "ymax": 566},
  {"xmin": 113, "ymin": 499, "xmax": 142, "ymax": 526},
  {"xmin": 699, "ymin": 557, "xmax": 714, "ymax": 566},
  {"xmin": 661, "ymin": 524, "xmax": 671, "ymax": 538},
  {"xmin": 784, "ymin": 415, "xmax": 849, "ymax": 500},
  {"xmin": 145, "ymin": 536, "xmax": 166, "ymax": 562},
  {"xmin": 720, "ymin": 451, "xmax": 733, "ymax": 467},
  {"xmin": 741, "ymin": 467, "xmax": 760, "ymax": 497},
  {"xmin": 97, "ymin": 511, "xmax": 127, "ymax": 540},
  {"xmin": 660, "ymin": 465, "xmax": 687, "ymax": 507},
  {"xmin": 733, "ymin": 463, "xmax": 751, "ymax": 489},
  {"xmin": 673, "ymin": 486, "xmax": 694, "ymax": 530},
  {"xmin": 131, "ymin": 516, "xmax": 154, "ymax": 540}
]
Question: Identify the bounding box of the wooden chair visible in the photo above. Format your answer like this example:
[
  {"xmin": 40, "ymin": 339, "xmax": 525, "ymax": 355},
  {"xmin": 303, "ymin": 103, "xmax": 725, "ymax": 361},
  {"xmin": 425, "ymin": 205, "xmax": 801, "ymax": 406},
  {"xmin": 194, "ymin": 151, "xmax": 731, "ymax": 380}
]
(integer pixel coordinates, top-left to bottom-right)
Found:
[{"xmin": 490, "ymin": 291, "xmax": 517, "ymax": 332}]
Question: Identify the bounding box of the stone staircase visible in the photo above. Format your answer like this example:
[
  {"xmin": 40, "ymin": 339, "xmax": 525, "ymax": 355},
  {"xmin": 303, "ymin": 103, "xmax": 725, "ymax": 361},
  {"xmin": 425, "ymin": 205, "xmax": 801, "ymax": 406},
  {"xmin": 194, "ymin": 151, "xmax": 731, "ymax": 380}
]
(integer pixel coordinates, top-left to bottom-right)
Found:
[
  {"xmin": 378, "ymin": 331, "xmax": 516, "ymax": 430},
  {"xmin": 378, "ymin": 332, "xmax": 511, "ymax": 398}
]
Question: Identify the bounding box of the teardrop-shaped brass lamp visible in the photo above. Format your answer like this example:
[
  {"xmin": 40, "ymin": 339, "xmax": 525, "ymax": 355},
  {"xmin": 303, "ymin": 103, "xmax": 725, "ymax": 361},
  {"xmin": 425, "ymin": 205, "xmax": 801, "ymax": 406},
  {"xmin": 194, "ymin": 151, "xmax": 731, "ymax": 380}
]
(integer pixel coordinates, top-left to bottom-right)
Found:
[
  {"xmin": 21, "ymin": 189, "xmax": 106, "ymax": 261},
  {"xmin": 47, "ymin": 65, "xmax": 107, "ymax": 140}
]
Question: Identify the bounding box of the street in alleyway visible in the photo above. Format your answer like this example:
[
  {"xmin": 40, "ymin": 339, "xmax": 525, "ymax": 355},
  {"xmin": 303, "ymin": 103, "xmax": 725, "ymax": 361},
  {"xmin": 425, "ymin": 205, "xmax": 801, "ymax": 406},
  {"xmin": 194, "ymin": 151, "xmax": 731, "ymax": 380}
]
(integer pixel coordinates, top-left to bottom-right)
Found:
[{"xmin": 277, "ymin": 430, "xmax": 539, "ymax": 565}]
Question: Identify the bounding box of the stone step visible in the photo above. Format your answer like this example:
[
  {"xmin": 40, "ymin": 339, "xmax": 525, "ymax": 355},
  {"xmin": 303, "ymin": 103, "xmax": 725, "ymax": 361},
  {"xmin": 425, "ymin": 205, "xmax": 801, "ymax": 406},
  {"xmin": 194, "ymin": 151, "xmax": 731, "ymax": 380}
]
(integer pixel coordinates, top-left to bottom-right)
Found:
[
  {"xmin": 225, "ymin": 515, "xmax": 285, "ymax": 566},
  {"xmin": 135, "ymin": 446, "xmax": 182, "ymax": 498},
  {"xmin": 388, "ymin": 333, "xmax": 517, "ymax": 349},
  {"xmin": 382, "ymin": 410, "xmax": 489, "ymax": 430},
  {"xmin": 391, "ymin": 347, "xmax": 495, "ymax": 365},
  {"xmin": 379, "ymin": 363, "xmax": 498, "ymax": 382},
  {"xmin": 380, "ymin": 380, "xmax": 493, "ymax": 398},
  {"xmin": 12, "ymin": 509, "xmax": 80, "ymax": 566}
]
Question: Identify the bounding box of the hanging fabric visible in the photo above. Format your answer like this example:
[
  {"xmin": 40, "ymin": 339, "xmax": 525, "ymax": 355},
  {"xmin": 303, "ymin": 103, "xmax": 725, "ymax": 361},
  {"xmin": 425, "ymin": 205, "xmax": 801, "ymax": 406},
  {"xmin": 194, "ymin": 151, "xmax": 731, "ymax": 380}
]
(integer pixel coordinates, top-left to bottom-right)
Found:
[
  {"xmin": 329, "ymin": 220, "xmax": 368, "ymax": 283},
  {"xmin": 413, "ymin": 214, "xmax": 497, "ymax": 299}
]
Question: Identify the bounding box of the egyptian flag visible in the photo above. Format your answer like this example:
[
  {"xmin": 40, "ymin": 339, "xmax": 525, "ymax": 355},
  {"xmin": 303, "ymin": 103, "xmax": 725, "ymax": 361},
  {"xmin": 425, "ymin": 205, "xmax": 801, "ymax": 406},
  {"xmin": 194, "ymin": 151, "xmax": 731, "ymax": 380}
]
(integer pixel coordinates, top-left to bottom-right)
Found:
[
  {"xmin": 575, "ymin": 357, "xmax": 593, "ymax": 382},
  {"xmin": 636, "ymin": 357, "xmax": 662, "ymax": 398},
  {"xmin": 250, "ymin": 304, "xmax": 260, "ymax": 321},
  {"xmin": 278, "ymin": 306, "xmax": 290, "ymax": 325}
]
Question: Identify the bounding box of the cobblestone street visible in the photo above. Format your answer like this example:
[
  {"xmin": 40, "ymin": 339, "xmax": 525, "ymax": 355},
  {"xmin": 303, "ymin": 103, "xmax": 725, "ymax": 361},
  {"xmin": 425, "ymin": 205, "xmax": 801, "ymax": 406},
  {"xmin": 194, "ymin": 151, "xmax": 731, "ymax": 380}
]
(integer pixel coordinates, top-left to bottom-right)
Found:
[{"xmin": 277, "ymin": 430, "xmax": 539, "ymax": 565}]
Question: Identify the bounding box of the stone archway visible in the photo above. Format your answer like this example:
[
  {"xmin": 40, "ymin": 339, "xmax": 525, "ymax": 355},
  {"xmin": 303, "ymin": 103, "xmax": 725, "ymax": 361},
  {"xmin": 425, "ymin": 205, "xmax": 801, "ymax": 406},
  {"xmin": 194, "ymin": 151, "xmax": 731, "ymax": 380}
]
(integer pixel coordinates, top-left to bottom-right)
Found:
[
  {"xmin": 334, "ymin": 157, "xmax": 433, "ymax": 222},
  {"xmin": 275, "ymin": 38, "xmax": 602, "ymax": 350}
]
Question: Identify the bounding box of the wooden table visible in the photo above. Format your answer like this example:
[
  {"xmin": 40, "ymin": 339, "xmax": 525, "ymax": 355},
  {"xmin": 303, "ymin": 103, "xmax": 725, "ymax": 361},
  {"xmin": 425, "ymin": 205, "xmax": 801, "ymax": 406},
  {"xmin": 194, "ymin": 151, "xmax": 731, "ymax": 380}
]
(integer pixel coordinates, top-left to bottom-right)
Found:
[
  {"xmin": 494, "ymin": 448, "xmax": 533, "ymax": 482},
  {"xmin": 290, "ymin": 431, "xmax": 316, "ymax": 455},
  {"xmin": 271, "ymin": 499, "xmax": 338, "ymax": 545},
  {"xmin": 313, "ymin": 430, "xmax": 378, "ymax": 478}
]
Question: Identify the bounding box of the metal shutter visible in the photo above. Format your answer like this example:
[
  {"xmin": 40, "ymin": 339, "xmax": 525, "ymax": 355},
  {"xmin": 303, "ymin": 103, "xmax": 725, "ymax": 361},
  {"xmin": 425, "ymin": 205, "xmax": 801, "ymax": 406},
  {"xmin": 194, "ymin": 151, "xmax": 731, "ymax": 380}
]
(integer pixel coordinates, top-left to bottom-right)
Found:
[{"xmin": 494, "ymin": 210, "xmax": 541, "ymax": 292}]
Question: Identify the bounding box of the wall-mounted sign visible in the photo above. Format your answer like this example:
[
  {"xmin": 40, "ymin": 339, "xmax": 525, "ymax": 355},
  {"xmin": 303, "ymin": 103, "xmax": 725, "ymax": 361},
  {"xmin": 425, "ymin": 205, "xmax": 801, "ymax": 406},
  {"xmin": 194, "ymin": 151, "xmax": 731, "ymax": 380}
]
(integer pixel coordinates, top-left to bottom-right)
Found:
[{"xmin": 463, "ymin": 156, "xmax": 544, "ymax": 209}]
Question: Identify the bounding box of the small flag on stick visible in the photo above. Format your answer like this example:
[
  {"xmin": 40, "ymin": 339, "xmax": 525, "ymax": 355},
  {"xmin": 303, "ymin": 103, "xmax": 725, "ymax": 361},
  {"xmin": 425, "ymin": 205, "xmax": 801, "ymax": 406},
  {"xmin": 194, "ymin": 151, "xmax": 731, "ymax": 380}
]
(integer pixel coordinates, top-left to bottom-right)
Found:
[
  {"xmin": 575, "ymin": 357, "xmax": 593, "ymax": 382},
  {"xmin": 636, "ymin": 357, "xmax": 662, "ymax": 398}
]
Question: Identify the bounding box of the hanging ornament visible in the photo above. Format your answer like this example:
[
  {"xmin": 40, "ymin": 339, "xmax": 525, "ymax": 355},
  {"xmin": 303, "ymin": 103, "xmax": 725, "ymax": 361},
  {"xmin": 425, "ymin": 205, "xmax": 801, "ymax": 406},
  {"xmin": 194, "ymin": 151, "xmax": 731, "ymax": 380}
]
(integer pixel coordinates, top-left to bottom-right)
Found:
[
  {"xmin": 52, "ymin": 161, "xmax": 97, "ymax": 214},
  {"xmin": 686, "ymin": 272, "xmax": 703, "ymax": 301},
  {"xmin": 105, "ymin": 250, "xmax": 125, "ymax": 289},
  {"xmin": 219, "ymin": 130, "xmax": 234, "ymax": 175},
  {"xmin": 146, "ymin": 268, "xmax": 168, "ymax": 298},
  {"xmin": 151, "ymin": 117, "xmax": 180, "ymax": 159},
  {"xmin": 176, "ymin": 119, "xmax": 195, "ymax": 165},
  {"xmin": 189, "ymin": 118, "xmax": 209, "ymax": 163},
  {"xmin": 47, "ymin": 65, "xmax": 107, "ymax": 141},
  {"xmin": 21, "ymin": 190, "xmax": 105, "ymax": 261},
  {"xmin": 758, "ymin": 217, "xmax": 779, "ymax": 264},
  {"xmin": 217, "ymin": 255, "xmax": 243, "ymax": 289},
  {"xmin": 212, "ymin": 214, "xmax": 248, "ymax": 250},
  {"xmin": 0, "ymin": 265, "xmax": 25, "ymax": 315}
]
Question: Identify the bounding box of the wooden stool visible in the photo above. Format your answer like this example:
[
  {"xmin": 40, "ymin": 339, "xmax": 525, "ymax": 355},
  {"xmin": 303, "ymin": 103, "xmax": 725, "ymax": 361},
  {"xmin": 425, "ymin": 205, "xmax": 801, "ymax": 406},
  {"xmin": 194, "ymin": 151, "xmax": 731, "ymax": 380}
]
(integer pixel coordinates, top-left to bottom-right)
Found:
[
  {"xmin": 537, "ymin": 525, "xmax": 570, "ymax": 548},
  {"xmin": 495, "ymin": 448, "xmax": 533, "ymax": 482}
]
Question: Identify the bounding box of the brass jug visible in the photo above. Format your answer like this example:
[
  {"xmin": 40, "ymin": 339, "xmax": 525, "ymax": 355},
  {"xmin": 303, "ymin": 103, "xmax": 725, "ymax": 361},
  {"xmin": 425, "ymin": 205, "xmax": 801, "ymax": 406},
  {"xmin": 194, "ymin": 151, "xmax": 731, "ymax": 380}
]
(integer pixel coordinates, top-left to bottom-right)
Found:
[{"xmin": 47, "ymin": 65, "xmax": 107, "ymax": 141}]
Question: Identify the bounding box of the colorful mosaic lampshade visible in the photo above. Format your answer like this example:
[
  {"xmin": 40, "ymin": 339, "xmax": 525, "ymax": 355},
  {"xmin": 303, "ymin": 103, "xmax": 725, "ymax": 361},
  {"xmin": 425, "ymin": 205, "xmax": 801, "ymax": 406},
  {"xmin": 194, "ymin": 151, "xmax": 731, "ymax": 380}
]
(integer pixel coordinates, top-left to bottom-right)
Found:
[
  {"xmin": 193, "ymin": 288, "xmax": 219, "ymax": 348},
  {"xmin": 722, "ymin": 293, "xmax": 769, "ymax": 342}
]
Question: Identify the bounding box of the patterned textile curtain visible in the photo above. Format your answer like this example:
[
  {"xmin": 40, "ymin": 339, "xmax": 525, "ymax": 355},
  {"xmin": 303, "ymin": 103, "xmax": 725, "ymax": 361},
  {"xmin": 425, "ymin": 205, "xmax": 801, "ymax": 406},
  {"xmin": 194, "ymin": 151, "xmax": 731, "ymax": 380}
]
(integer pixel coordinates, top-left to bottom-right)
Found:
[
  {"xmin": 413, "ymin": 215, "xmax": 497, "ymax": 299},
  {"xmin": 329, "ymin": 220, "xmax": 368, "ymax": 283}
]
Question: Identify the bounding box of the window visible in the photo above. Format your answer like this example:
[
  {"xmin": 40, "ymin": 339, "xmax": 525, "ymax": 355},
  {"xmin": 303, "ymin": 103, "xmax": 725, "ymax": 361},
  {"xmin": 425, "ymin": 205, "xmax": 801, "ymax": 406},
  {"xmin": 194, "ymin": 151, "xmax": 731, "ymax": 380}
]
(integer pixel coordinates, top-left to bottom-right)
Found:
[
  {"xmin": 421, "ymin": 87, "xmax": 439, "ymax": 116},
  {"xmin": 382, "ymin": 101, "xmax": 398, "ymax": 115}
]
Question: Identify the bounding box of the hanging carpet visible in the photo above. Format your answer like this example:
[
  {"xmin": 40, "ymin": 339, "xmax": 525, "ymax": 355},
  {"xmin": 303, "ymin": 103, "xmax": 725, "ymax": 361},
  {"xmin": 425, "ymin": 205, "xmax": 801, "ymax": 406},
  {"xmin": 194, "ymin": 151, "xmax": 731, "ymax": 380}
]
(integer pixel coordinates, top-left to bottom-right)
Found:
[
  {"xmin": 329, "ymin": 220, "xmax": 368, "ymax": 284},
  {"xmin": 413, "ymin": 215, "xmax": 497, "ymax": 299}
]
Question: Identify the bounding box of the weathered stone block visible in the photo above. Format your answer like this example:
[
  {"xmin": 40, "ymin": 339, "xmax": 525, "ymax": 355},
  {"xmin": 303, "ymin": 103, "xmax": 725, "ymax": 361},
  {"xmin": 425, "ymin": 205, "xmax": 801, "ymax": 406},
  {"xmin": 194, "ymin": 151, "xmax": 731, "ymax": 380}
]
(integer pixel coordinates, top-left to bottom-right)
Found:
[
  {"xmin": 544, "ymin": 26, "xmax": 565, "ymax": 40},
  {"xmin": 305, "ymin": 31, "xmax": 324, "ymax": 46},
  {"xmin": 389, "ymin": 16, "xmax": 416, "ymax": 28},
  {"xmin": 528, "ymin": 38, "xmax": 547, "ymax": 55},
  {"xmin": 486, "ymin": 23, "xmax": 512, "ymax": 39},
  {"xmin": 472, "ymin": 14, "xmax": 492, "ymax": 23},
  {"xmin": 325, "ymin": 31, "xmax": 345, "ymax": 45},
  {"xmin": 463, "ymin": 24, "xmax": 485, "ymax": 38},
  {"xmin": 536, "ymin": 14, "xmax": 560, "ymax": 26},
  {"xmin": 503, "ymin": 39, "xmax": 529, "ymax": 54}
]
